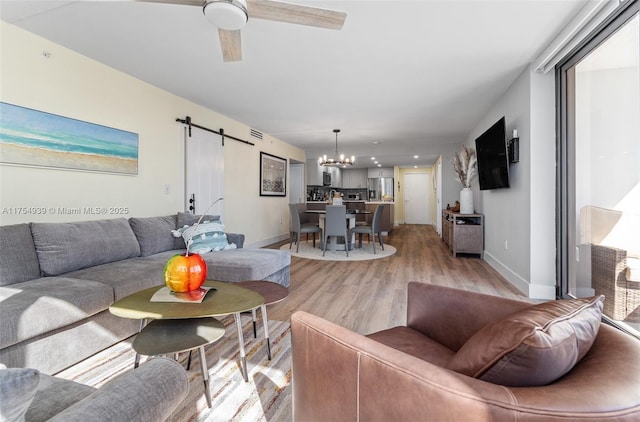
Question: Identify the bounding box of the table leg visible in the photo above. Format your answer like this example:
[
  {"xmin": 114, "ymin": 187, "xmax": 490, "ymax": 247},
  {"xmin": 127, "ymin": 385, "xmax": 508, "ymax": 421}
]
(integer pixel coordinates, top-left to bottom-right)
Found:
[
  {"xmin": 251, "ymin": 308, "xmax": 257, "ymax": 338},
  {"xmin": 234, "ymin": 313, "xmax": 249, "ymax": 382},
  {"xmin": 134, "ymin": 319, "xmax": 147, "ymax": 369},
  {"xmin": 261, "ymin": 304, "xmax": 272, "ymax": 360},
  {"xmin": 198, "ymin": 345, "xmax": 212, "ymax": 408}
]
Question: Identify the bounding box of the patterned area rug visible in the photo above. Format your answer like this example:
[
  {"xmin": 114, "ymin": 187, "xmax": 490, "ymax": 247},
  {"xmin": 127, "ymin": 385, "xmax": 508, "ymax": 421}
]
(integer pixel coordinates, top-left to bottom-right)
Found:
[
  {"xmin": 280, "ymin": 239, "xmax": 396, "ymax": 261},
  {"xmin": 56, "ymin": 315, "xmax": 292, "ymax": 422}
]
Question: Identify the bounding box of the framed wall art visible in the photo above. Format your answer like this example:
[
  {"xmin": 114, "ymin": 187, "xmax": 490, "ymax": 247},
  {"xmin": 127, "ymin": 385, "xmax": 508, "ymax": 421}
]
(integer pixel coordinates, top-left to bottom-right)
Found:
[
  {"xmin": 0, "ymin": 102, "xmax": 139, "ymax": 175},
  {"xmin": 260, "ymin": 152, "xmax": 286, "ymax": 196}
]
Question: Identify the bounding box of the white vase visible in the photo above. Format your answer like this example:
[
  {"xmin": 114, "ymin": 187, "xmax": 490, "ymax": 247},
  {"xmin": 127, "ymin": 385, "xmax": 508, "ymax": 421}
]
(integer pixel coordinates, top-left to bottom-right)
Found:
[{"xmin": 460, "ymin": 188, "xmax": 474, "ymax": 214}]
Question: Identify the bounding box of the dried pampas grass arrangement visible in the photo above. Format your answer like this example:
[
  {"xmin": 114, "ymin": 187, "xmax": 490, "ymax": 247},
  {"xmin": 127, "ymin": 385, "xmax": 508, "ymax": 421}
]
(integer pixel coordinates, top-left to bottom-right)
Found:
[{"xmin": 452, "ymin": 146, "xmax": 477, "ymax": 188}]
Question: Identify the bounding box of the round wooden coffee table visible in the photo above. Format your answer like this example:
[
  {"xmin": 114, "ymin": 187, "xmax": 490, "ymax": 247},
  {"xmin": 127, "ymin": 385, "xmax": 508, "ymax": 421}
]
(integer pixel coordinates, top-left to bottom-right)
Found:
[
  {"xmin": 234, "ymin": 280, "xmax": 289, "ymax": 360},
  {"xmin": 109, "ymin": 280, "xmax": 264, "ymax": 387}
]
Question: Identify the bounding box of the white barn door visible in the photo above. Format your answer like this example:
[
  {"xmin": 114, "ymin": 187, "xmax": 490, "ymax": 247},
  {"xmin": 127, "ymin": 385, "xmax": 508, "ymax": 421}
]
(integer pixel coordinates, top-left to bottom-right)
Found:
[{"xmin": 184, "ymin": 127, "xmax": 224, "ymax": 218}]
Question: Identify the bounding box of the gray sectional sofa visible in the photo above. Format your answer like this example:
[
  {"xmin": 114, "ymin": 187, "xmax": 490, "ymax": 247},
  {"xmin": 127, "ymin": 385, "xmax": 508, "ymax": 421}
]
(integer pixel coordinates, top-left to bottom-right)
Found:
[
  {"xmin": 0, "ymin": 212, "xmax": 291, "ymax": 375},
  {"xmin": 1, "ymin": 358, "xmax": 188, "ymax": 422}
]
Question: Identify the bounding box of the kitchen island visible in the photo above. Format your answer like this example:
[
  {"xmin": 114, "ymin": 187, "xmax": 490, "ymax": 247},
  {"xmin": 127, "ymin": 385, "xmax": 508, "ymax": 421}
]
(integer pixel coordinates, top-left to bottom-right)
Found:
[{"xmin": 306, "ymin": 200, "xmax": 394, "ymax": 234}]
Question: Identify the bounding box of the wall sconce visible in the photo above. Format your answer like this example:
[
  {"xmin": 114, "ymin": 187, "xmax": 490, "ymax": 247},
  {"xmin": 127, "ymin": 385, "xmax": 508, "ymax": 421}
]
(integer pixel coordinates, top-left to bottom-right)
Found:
[{"xmin": 508, "ymin": 129, "xmax": 520, "ymax": 164}]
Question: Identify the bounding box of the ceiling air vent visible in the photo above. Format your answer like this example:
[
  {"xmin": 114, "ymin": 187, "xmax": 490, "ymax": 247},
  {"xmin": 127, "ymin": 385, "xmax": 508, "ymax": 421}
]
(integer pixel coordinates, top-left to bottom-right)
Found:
[{"xmin": 250, "ymin": 129, "xmax": 263, "ymax": 140}]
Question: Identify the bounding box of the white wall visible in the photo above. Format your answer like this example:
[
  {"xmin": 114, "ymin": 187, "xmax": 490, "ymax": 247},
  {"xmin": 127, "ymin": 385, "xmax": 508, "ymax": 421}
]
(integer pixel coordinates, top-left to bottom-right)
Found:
[
  {"xmin": 0, "ymin": 22, "xmax": 305, "ymax": 246},
  {"xmin": 467, "ymin": 65, "xmax": 556, "ymax": 299},
  {"xmin": 440, "ymin": 145, "xmax": 466, "ymax": 211}
]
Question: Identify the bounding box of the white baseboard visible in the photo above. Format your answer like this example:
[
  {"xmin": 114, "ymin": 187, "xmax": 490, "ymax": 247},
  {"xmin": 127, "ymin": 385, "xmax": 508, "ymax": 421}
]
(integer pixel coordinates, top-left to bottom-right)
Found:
[
  {"xmin": 529, "ymin": 284, "xmax": 556, "ymax": 300},
  {"xmin": 246, "ymin": 233, "xmax": 289, "ymax": 249},
  {"xmin": 484, "ymin": 252, "xmax": 529, "ymax": 296},
  {"xmin": 483, "ymin": 252, "xmax": 556, "ymax": 300}
]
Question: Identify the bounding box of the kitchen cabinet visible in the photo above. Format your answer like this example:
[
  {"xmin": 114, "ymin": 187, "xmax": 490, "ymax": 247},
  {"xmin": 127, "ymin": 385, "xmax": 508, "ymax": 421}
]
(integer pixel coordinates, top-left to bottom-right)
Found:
[
  {"xmin": 367, "ymin": 167, "xmax": 394, "ymax": 178},
  {"xmin": 306, "ymin": 161, "xmax": 341, "ymax": 187},
  {"xmin": 309, "ymin": 162, "xmax": 342, "ymax": 186},
  {"xmin": 365, "ymin": 203, "xmax": 394, "ymax": 234},
  {"xmin": 327, "ymin": 166, "xmax": 342, "ymax": 187},
  {"xmin": 342, "ymin": 169, "xmax": 368, "ymax": 188},
  {"xmin": 306, "ymin": 159, "xmax": 323, "ymax": 186},
  {"xmin": 441, "ymin": 209, "xmax": 483, "ymax": 258}
]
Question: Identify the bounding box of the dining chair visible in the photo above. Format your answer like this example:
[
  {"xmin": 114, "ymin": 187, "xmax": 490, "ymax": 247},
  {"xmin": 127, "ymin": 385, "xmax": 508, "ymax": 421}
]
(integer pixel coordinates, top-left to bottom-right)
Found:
[
  {"xmin": 323, "ymin": 205, "xmax": 349, "ymax": 257},
  {"xmin": 289, "ymin": 204, "xmax": 322, "ymax": 252},
  {"xmin": 350, "ymin": 204, "xmax": 386, "ymax": 254}
]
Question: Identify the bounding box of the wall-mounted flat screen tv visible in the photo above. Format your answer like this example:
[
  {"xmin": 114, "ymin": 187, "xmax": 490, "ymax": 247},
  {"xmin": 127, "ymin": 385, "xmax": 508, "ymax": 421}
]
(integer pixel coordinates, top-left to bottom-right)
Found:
[{"xmin": 475, "ymin": 116, "xmax": 510, "ymax": 190}]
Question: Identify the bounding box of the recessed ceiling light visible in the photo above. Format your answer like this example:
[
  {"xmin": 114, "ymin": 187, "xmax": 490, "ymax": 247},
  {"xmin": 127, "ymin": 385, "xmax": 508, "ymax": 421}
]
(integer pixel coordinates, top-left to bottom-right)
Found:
[
  {"xmin": 414, "ymin": 165, "xmax": 418, "ymax": 168},
  {"xmin": 414, "ymin": 155, "xmax": 419, "ymax": 159},
  {"xmin": 373, "ymin": 141, "xmax": 380, "ymax": 145},
  {"xmin": 374, "ymin": 161, "xmax": 378, "ymax": 164},
  {"xmin": 377, "ymin": 164, "xmax": 381, "ymax": 167},
  {"xmin": 371, "ymin": 157, "xmax": 375, "ymax": 160}
]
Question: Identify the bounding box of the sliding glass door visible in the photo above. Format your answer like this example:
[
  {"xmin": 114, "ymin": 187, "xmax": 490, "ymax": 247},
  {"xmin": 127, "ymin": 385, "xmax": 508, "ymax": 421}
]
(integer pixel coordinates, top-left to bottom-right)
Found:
[{"xmin": 558, "ymin": 2, "xmax": 639, "ymax": 337}]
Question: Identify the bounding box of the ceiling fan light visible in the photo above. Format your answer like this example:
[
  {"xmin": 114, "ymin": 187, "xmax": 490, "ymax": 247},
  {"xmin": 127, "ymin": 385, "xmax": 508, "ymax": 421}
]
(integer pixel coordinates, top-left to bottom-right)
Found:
[{"xmin": 203, "ymin": 0, "xmax": 248, "ymax": 31}]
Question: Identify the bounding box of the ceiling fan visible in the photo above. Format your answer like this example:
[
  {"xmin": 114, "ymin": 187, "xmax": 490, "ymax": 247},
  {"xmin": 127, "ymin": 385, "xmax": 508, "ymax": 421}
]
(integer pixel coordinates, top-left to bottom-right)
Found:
[{"xmin": 137, "ymin": 0, "xmax": 347, "ymax": 62}]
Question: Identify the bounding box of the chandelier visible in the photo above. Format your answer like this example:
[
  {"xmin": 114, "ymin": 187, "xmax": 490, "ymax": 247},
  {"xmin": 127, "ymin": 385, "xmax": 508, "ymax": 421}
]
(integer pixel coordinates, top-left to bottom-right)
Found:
[{"xmin": 318, "ymin": 129, "xmax": 355, "ymax": 167}]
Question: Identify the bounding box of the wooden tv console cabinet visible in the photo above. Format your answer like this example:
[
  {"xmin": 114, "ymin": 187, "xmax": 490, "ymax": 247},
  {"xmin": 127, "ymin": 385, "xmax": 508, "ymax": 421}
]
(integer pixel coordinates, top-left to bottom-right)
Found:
[{"xmin": 441, "ymin": 209, "xmax": 484, "ymax": 258}]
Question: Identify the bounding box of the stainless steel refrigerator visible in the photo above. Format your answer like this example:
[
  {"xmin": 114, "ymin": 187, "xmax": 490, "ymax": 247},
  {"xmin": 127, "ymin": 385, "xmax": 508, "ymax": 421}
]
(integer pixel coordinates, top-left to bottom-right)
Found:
[{"xmin": 367, "ymin": 177, "xmax": 394, "ymax": 200}]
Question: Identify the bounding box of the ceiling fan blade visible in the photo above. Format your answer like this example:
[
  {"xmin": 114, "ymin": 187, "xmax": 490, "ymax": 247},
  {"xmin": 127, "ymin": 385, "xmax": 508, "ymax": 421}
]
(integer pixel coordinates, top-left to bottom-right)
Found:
[
  {"xmin": 134, "ymin": 0, "xmax": 204, "ymax": 6},
  {"xmin": 247, "ymin": 0, "xmax": 346, "ymax": 30},
  {"xmin": 218, "ymin": 29, "xmax": 243, "ymax": 62}
]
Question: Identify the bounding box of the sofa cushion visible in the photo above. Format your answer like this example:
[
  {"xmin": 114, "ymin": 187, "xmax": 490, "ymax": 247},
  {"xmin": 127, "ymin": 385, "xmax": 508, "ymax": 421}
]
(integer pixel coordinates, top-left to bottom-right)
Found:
[
  {"xmin": 446, "ymin": 295, "xmax": 604, "ymax": 387},
  {"xmin": 64, "ymin": 258, "xmax": 166, "ymax": 301},
  {"xmin": 0, "ymin": 365, "xmax": 40, "ymax": 422},
  {"xmin": 203, "ymin": 248, "xmax": 290, "ymax": 282},
  {"xmin": 129, "ymin": 215, "xmax": 177, "ymax": 257},
  {"xmin": 31, "ymin": 219, "xmax": 141, "ymax": 276},
  {"xmin": 140, "ymin": 248, "xmax": 289, "ymax": 284},
  {"xmin": 0, "ymin": 224, "xmax": 41, "ymax": 286},
  {"xmin": 367, "ymin": 326, "xmax": 455, "ymax": 367},
  {"xmin": 0, "ymin": 277, "xmax": 114, "ymax": 349}
]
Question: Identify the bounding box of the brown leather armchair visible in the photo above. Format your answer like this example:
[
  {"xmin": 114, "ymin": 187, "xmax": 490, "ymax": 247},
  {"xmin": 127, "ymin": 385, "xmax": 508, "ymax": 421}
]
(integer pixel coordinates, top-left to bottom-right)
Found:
[{"xmin": 291, "ymin": 282, "xmax": 640, "ymax": 421}]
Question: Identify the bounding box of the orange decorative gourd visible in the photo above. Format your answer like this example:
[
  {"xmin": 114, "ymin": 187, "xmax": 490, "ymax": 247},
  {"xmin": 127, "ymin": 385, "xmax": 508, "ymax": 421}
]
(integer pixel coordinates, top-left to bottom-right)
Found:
[{"xmin": 163, "ymin": 253, "xmax": 207, "ymax": 292}]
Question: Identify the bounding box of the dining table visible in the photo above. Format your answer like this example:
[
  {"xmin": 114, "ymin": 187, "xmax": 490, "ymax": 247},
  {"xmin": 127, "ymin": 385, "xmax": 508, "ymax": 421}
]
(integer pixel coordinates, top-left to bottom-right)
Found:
[{"xmin": 305, "ymin": 209, "xmax": 371, "ymax": 251}]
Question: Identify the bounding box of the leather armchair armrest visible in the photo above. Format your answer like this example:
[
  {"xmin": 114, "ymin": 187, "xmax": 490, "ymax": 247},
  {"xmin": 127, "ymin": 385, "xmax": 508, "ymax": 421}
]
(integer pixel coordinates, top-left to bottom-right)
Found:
[{"xmin": 406, "ymin": 282, "xmax": 533, "ymax": 351}]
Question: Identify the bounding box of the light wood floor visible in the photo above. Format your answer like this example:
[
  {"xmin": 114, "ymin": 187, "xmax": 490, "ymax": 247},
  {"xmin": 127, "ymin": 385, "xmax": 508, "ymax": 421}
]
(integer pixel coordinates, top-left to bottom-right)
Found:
[{"xmin": 267, "ymin": 224, "xmax": 526, "ymax": 335}]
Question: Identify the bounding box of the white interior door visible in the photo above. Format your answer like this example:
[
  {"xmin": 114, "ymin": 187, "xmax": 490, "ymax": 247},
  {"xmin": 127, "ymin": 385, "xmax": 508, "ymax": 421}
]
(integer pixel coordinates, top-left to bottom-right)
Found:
[
  {"xmin": 403, "ymin": 173, "xmax": 431, "ymax": 224},
  {"xmin": 184, "ymin": 127, "xmax": 224, "ymax": 218},
  {"xmin": 289, "ymin": 163, "xmax": 305, "ymax": 203}
]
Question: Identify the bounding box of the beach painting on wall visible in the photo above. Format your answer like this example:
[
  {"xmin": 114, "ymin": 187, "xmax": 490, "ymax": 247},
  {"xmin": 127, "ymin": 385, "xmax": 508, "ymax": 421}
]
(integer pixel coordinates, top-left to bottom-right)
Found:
[{"xmin": 0, "ymin": 102, "xmax": 138, "ymax": 175}]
